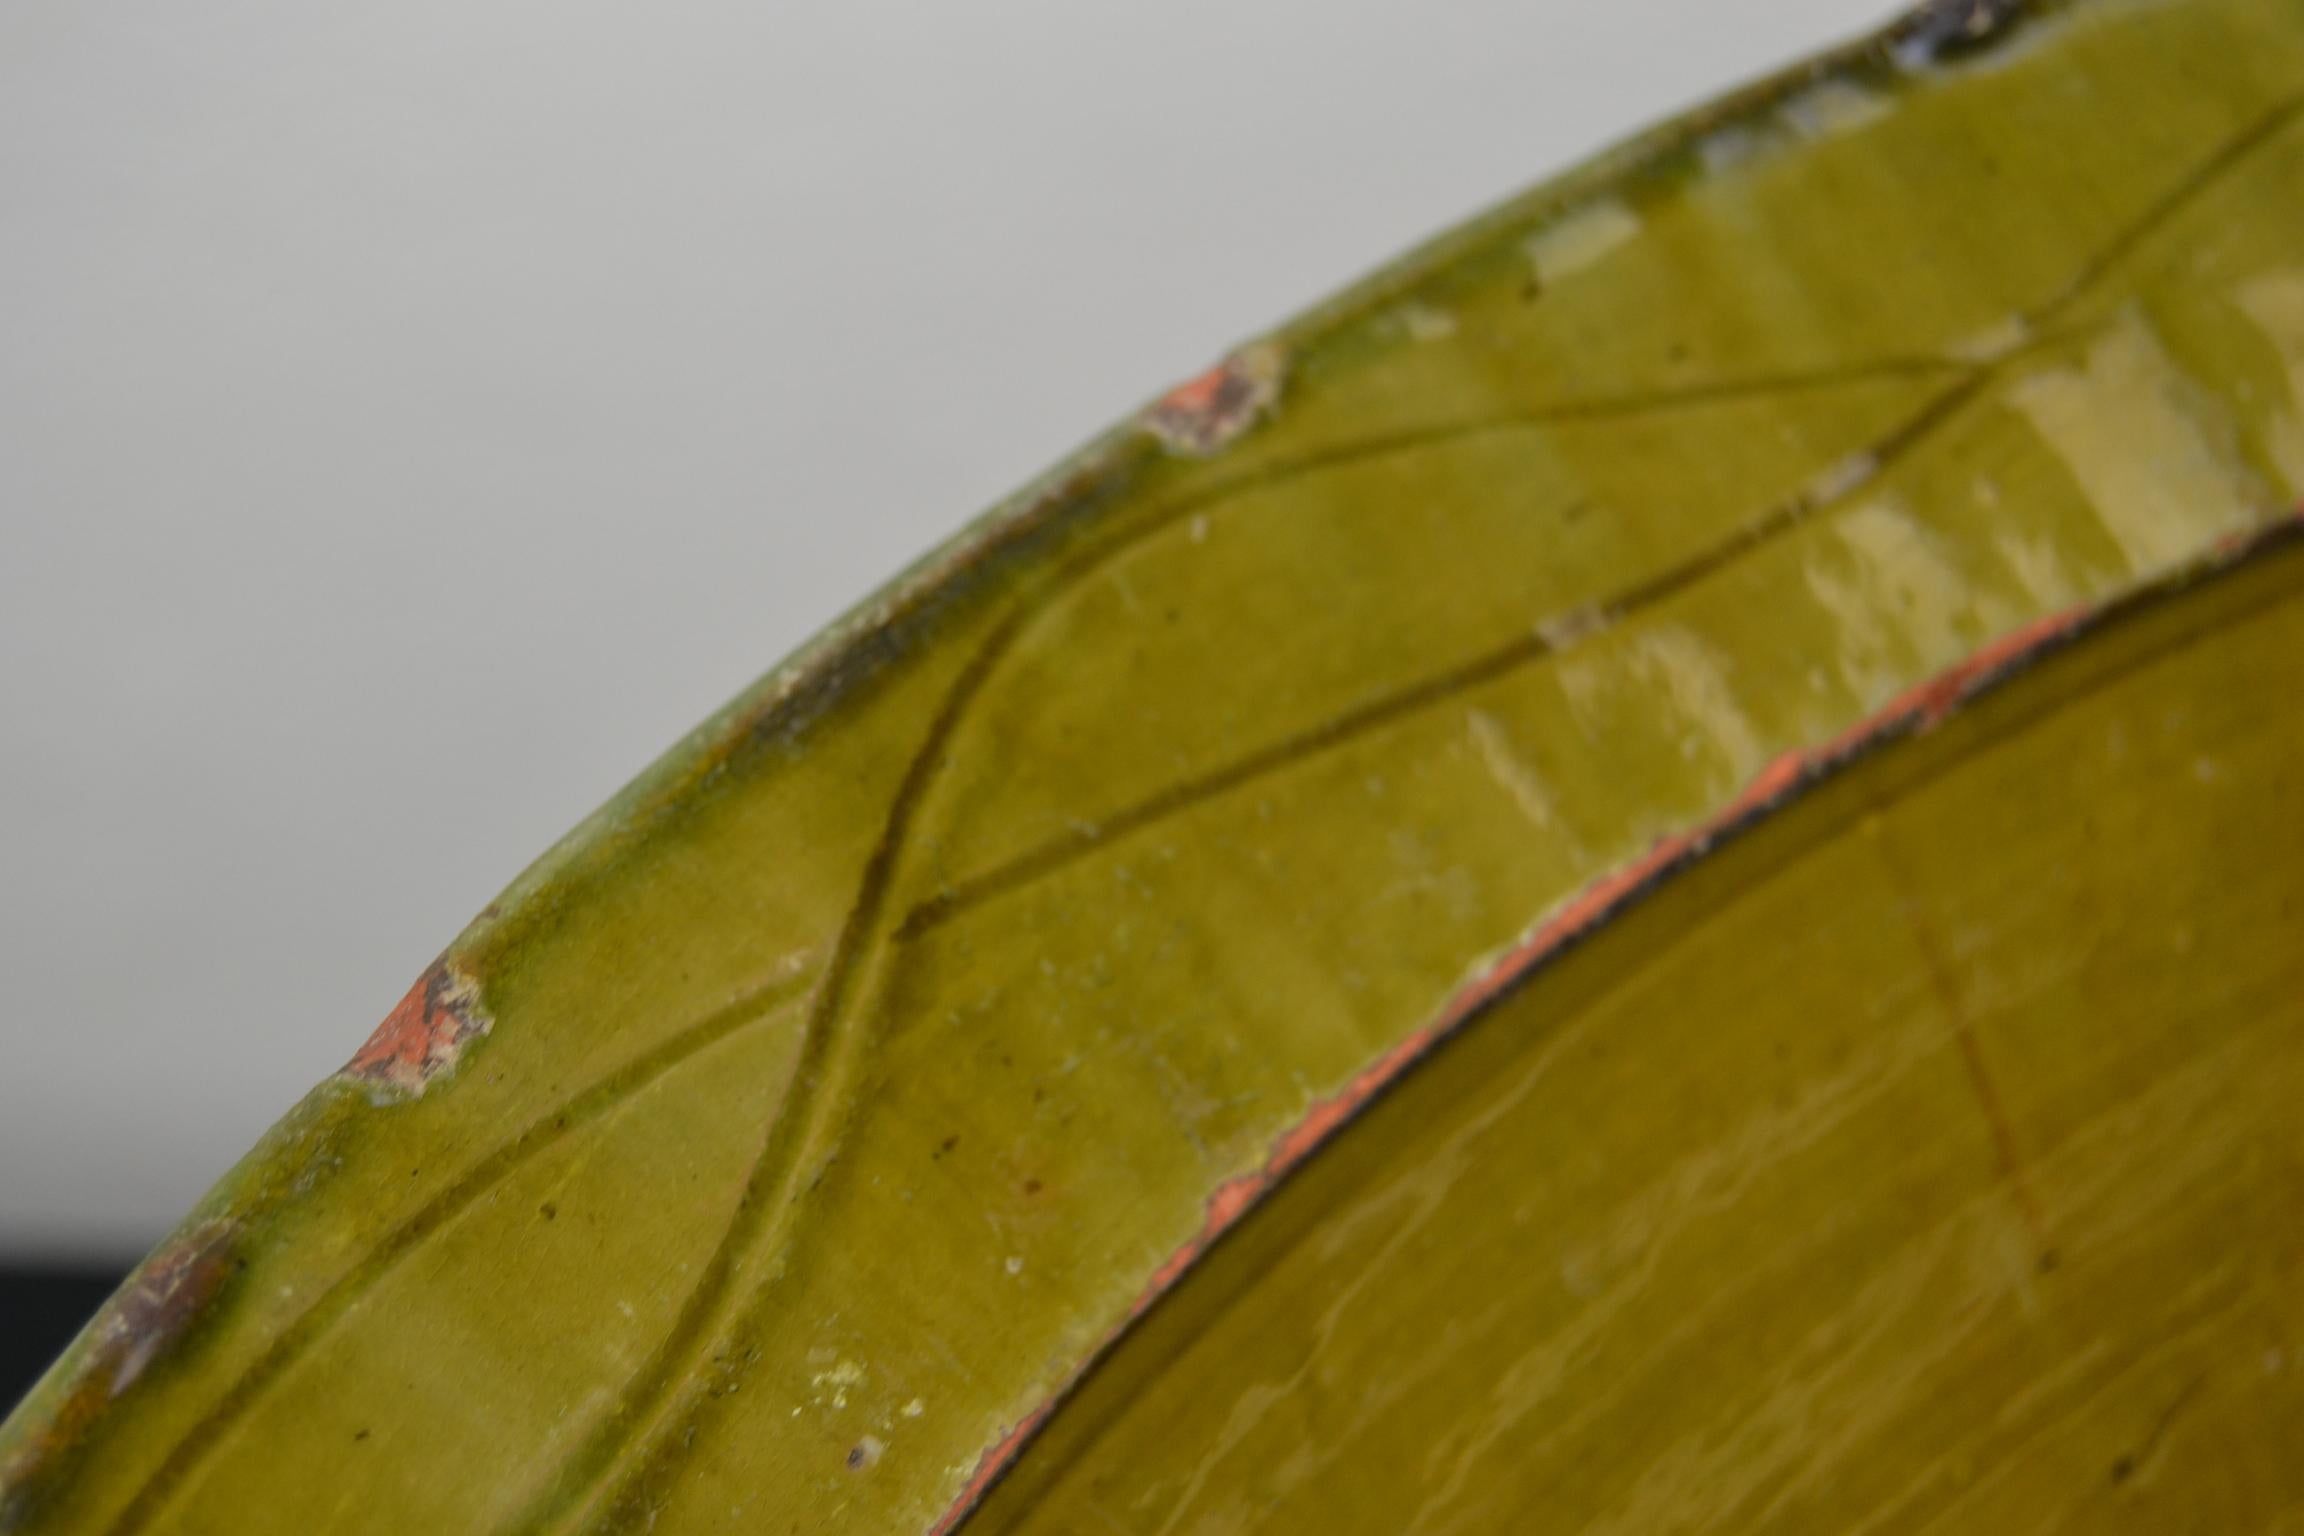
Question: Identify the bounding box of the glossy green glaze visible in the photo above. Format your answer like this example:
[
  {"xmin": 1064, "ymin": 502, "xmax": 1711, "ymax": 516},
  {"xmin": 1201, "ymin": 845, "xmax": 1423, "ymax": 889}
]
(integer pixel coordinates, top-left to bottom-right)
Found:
[
  {"xmin": 975, "ymin": 534, "xmax": 2304, "ymax": 1532},
  {"xmin": 5, "ymin": 0, "xmax": 2304, "ymax": 1530}
]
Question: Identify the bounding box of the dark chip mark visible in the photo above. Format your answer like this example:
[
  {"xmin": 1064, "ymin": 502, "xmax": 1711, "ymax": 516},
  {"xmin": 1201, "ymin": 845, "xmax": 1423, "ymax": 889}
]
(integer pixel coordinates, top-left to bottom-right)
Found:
[
  {"xmin": 2106, "ymin": 1373, "xmax": 2208, "ymax": 1490},
  {"xmin": 1890, "ymin": 0, "xmax": 2028, "ymax": 66},
  {"xmin": 85, "ymin": 1223, "xmax": 237, "ymax": 1405},
  {"xmin": 0, "ymin": 1222, "xmax": 238, "ymax": 1529},
  {"xmin": 102, "ymin": 1225, "xmax": 238, "ymax": 1398}
]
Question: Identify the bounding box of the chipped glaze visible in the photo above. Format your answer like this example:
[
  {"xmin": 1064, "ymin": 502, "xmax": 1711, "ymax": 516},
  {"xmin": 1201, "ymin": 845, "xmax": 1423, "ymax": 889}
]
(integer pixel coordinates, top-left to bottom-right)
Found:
[
  {"xmin": 0, "ymin": 1224, "xmax": 235, "ymax": 1529},
  {"xmin": 341, "ymin": 961, "xmax": 490, "ymax": 1099},
  {"xmin": 1141, "ymin": 343, "xmax": 1285, "ymax": 457}
]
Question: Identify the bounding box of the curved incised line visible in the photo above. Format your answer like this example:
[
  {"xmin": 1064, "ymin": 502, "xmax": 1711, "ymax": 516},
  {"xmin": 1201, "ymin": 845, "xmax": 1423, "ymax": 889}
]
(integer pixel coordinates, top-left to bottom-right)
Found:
[
  {"xmin": 549, "ymin": 89, "xmax": 2304, "ymax": 1527},
  {"xmin": 548, "ymin": 367, "xmax": 1990, "ymax": 1527},
  {"xmin": 107, "ymin": 960, "xmax": 819, "ymax": 1534},
  {"xmin": 514, "ymin": 265, "xmax": 1994, "ymax": 1536},
  {"xmin": 520, "ymin": 629, "xmax": 1030, "ymax": 1535},
  {"xmin": 896, "ymin": 369, "xmax": 1996, "ymax": 942},
  {"xmin": 898, "ymin": 89, "xmax": 2304, "ymax": 941},
  {"xmin": 2052, "ymin": 89, "xmax": 2304, "ymax": 309},
  {"xmin": 1030, "ymin": 352, "xmax": 1973, "ymax": 612},
  {"xmin": 519, "ymin": 378, "xmax": 1947, "ymax": 1525}
]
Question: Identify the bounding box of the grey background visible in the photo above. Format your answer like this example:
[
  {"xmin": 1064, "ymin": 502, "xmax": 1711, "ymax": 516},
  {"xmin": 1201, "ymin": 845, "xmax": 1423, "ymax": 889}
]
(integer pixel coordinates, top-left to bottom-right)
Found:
[{"xmin": 3, "ymin": 0, "xmax": 1889, "ymax": 1260}]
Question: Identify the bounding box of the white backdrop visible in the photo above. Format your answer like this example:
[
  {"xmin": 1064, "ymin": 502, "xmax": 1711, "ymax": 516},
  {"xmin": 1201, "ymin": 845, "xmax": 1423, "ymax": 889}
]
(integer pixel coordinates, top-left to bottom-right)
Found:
[{"xmin": 2, "ymin": 0, "xmax": 1891, "ymax": 1255}]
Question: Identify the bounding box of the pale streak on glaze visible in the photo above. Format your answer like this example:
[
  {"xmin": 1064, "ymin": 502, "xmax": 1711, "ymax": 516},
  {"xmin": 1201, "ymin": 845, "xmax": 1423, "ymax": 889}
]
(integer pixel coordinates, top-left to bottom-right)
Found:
[
  {"xmin": 2009, "ymin": 310, "xmax": 2272, "ymax": 570},
  {"xmin": 1525, "ymin": 197, "xmax": 1641, "ymax": 286},
  {"xmin": 1804, "ymin": 497, "xmax": 2016, "ymax": 706},
  {"xmin": 1465, "ymin": 710, "xmax": 1560, "ymax": 833},
  {"xmin": 1615, "ymin": 626, "xmax": 1769, "ymax": 790},
  {"xmin": 1778, "ymin": 77, "xmax": 1893, "ymax": 139},
  {"xmin": 1991, "ymin": 526, "xmax": 2088, "ymax": 611},
  {"xmin": 2235, "ymin": 267, "xmax": 2304, "ymax": 485}
]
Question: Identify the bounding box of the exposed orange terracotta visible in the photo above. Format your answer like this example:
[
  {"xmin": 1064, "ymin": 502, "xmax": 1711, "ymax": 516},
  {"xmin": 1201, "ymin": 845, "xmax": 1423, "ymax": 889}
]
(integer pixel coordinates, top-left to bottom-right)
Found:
[{"xmin": 342, "ymin": 961, "xmax": 488, "ymax": 1099}]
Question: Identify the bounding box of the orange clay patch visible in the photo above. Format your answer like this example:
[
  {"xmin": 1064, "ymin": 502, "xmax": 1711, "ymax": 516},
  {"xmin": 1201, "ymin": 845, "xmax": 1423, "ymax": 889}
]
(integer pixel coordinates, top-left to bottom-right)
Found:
[
  {"xmin": 1142, "ymin": 342, "xmax": 1285, "ymax": 457},
  {"xmin": 343, "ymin": 961, "xmax": 489, "ymax": 1099}
]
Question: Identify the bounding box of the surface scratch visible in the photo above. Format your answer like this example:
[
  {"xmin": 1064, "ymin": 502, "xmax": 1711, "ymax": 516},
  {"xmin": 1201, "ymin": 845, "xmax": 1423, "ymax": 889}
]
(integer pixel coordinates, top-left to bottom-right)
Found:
[{"xmin": 1870, "ymin": 830, "xmax": 2057, "ymax": 1273}]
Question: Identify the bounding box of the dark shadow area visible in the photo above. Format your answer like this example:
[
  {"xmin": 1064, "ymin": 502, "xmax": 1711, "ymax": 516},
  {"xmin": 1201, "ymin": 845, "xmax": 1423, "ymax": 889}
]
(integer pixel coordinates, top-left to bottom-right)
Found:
[{"xmin": 2, "ymin": 1262, "xmax": 132, "ymax": 1419}]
